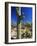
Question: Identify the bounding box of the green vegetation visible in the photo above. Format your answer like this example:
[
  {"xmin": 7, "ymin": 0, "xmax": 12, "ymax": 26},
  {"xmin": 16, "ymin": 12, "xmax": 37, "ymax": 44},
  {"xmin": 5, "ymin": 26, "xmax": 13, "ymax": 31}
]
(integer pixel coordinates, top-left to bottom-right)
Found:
[{"xmin": 21, "ymin": 23, "xmax": 32, "ymax": 38}]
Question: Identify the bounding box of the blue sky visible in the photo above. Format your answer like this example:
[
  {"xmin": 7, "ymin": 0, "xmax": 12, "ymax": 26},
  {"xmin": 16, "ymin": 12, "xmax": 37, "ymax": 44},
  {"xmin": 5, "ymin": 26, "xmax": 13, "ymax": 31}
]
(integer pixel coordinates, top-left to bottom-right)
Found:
[
  {"xmin": 11, "ymin": 7, "xmax": 32, "ymax": 25},
  {"xmin": 11, "ymin": 7, "xmax": 17, "ymax": 25}
]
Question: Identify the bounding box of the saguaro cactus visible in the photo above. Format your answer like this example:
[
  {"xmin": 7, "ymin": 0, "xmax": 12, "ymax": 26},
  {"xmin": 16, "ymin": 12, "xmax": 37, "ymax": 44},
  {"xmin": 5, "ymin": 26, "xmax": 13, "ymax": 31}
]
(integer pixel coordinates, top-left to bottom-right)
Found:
[{"xmin": 16, "ymin": 7, "xmax": 23, "ymax": 39}]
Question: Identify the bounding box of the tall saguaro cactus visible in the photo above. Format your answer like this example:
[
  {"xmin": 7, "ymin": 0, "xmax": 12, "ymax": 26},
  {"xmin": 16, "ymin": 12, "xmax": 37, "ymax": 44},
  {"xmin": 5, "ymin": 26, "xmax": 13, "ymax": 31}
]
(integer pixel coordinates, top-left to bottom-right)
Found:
[{"xmin": 16, "ymin": 7, "xmax": 23, "ymax": 39}]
